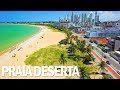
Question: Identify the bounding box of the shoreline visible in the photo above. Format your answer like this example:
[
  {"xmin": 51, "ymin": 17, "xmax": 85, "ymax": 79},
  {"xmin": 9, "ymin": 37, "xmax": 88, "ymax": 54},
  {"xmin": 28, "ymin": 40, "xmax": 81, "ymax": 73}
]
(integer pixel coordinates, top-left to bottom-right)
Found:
[
  {"xmin": 0, "ymin": 24, "xmax": 41, "ymax": 56},
  {"xmin": 0, "ymin": 25, "xmax": 45, "ymax": 62},
  {"xmin": 0, "ymin": 25, "xmax": 66, "ymax": 79}
]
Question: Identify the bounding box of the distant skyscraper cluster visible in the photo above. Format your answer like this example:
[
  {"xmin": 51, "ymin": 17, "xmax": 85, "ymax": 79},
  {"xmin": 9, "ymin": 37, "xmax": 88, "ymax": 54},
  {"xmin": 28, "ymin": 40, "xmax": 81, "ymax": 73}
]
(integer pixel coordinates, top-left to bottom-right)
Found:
[{"xmin": 59, "ymin": 11, "xmax": 100, "ymax": 27}]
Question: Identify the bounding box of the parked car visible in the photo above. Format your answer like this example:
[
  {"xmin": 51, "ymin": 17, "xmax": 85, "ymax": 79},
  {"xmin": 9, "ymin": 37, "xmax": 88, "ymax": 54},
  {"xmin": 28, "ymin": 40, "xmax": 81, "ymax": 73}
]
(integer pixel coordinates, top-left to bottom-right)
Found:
[
  {"xmin": 110, "ymin": 51, "xmax": 120, "ymax": 61},
  {"xmin": 106, "ymin": 61, "xmax": 110, "ymax": 65},
  {"xmin": 117, "ymin": 70, "xmax": 120, "ymax": 75},
  {"xmin": 104, "ymin": 55, "xmax": 107, "ymax": 58},
  {"xmin": 89, "ymin": 40, "xmax": 93, "ymax": 43}
]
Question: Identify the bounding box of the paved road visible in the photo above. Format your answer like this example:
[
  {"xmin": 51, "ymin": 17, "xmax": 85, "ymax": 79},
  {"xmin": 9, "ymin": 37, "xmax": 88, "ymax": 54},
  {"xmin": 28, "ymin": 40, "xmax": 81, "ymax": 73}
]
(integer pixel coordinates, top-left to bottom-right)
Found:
[
  {"xmin": 86, "ymin": 40, "xmax": 120, "ymax": 71},
  {"xmin": 92, "ymin": 50, "xmax": 120, "ymax": 79},
  {"xmin": 73, "ymin": 33, "xmax": 120, "ymax": 78},
  {"xmin": 85, "ymin": 39, "xmax": 120, "ymax": 79}
]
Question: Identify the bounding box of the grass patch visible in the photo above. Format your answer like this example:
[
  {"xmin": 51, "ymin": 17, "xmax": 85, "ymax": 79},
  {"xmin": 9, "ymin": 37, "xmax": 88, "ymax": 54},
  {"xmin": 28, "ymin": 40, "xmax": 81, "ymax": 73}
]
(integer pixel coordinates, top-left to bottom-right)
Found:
[{"xmin": 25, "ymin": 45, "xmax": 77, "ymax": 66}]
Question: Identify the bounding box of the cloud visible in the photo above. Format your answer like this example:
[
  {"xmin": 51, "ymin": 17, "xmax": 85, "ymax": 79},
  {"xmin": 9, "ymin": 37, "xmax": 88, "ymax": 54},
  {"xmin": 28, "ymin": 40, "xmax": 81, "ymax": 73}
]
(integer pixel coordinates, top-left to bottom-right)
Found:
[
  {"xmin": 88, "ymin": 11, "xmax": 120, "ymax": 22},
  {"xmin": 98, "ymin": 11, "xmax": 120, "ymax": 22}
]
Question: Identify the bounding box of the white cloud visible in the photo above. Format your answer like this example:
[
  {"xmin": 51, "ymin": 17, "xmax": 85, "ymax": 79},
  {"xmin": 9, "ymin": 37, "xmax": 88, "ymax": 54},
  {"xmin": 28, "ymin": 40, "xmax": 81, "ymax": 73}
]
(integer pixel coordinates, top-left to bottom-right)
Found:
[
  {"xmin": 98, "ymin": 11, "xmax": 120, "ymax": 22},
  {"xmin": 98, "ymin": 11, "xmax": 104, "ymax": 14},
  {"xmin": 87, "ymin": 11, "xmax": 120, "ymax": 22}
]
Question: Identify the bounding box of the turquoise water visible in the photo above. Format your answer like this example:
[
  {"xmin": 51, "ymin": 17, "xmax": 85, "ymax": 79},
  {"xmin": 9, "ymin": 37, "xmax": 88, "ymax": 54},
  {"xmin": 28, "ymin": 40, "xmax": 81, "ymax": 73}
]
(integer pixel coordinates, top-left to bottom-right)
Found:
[{"xmin": 0, "ymin": 24, "xmax": 40, "ymax": 53}]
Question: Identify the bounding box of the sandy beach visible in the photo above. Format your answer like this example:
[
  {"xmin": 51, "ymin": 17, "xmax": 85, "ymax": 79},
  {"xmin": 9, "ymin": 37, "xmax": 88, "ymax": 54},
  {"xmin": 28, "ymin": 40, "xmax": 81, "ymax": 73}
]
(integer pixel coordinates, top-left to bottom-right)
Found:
[{"xmin": 0, "ymin": 25, "xmax": 66, "ymax": 79}]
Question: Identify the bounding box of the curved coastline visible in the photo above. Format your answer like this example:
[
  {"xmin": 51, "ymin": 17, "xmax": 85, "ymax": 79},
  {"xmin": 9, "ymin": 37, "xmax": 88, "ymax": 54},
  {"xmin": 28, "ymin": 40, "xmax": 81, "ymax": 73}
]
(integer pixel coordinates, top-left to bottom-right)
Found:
[
  {"xmin": 0, "ymin": 24, "xmax": 41, "ymax": 55},
  {"xmin": 0, "ymin": 25, "xmax": 66, "ymax": 79}
]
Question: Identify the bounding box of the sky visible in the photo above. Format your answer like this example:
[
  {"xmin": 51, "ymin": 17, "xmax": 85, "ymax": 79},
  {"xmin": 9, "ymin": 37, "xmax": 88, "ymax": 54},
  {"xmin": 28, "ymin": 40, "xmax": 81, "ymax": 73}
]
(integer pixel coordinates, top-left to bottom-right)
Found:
[{"xmin": 0, "ymin": 11, "xmax": 120, "ymax": 22}]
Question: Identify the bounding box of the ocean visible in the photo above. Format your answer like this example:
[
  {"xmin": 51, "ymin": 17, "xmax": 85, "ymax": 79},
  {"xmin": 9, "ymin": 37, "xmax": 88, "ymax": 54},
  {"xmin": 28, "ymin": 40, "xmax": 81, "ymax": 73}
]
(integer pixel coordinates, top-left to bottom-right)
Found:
[{"xmin": 0, "ymin": 24, "xmax": 40, "ymax": 54}]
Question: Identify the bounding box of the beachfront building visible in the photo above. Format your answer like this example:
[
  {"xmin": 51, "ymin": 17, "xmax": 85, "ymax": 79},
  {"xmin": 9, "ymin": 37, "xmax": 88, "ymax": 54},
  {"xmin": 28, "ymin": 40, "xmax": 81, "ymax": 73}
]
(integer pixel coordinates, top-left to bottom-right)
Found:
[
  {"xmin": 114, "ymin": 36, "xmax": 120, "ymax": 51},
  {"xmin": 85, "ymin": 27, "xmax": 120, "ymax": 38},
  {"xmin": 107, "ymin": 38, "xmax": 115, "ymax": 51},
  {"xmin": 107, "ymin": 36, "xmax": 120, "ymax": 51},
  {"xmin": 110, "ymin": 51, "xmax": 120, "ymax": 62}
]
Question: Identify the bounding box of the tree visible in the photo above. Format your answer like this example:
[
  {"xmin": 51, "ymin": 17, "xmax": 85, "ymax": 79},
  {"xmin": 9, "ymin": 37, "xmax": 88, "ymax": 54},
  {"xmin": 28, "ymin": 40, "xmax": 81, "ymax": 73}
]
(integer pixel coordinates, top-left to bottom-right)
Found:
[
  {"xmin": 77, "ymin": 61, "xmax": 92, "ymax": 79},
  {"xmin": 98, "ymin": 61, "xmax": 106, "ymax": 74},
  {"xmin": 71, "ymin": 35, "xmax": 79, "ymax": 42},
  {"xmin": 79, "ymin": 66, "xmax": 91, "ymax": 79},
  {"xmin": 76, "ymin": 40, "xmax": 86, "ymax": 53},
  {"xmin": 59, "ymin": 39, "xmax": 68, "ymax": 45},
  {"xmin": 82, "ymin": 54, "xmax": 94, "ymax": 64},
  {"xmin": 102, "ymin": 74, "xmax": 110, "ymax": 79},
  {"xmin": 67, "ymin": 43, "xmax": 76, "ymax": 59},
  {"xmin": 73, "ymin": 55, "xmax": 82, "ymax": 62},
  {"xmin": 59, "ymin": 54, "xmax": 67, "ymax": 65},
  {"xmin": 86, "ymin": 44, "xmax": 93, "ymax": 53}
]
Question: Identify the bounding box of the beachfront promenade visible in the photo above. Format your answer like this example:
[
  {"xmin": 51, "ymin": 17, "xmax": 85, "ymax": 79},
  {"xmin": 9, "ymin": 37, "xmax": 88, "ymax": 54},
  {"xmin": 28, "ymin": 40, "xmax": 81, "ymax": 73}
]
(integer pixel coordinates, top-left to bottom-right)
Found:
[{"xmin": 0, "ymin": 25, "xmax": 66, "ymax": 79}]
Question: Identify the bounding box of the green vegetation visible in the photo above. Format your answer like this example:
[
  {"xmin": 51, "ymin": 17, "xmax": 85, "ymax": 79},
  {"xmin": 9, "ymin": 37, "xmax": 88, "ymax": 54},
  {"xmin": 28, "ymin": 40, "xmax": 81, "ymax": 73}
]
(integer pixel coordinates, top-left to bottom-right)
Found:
[
  {"xmin": 24, "ymin": 25, "xmax": 104, "ymax": 79},
  {"xmin": 98, "ymin": 61, "xmax": 107, "ymax": 74},
  {"xmin": 47, "ymin": 25, "xmax": 62, "ymax": 32},
  {"xmin": 25, "ymin": 45, "xmax": 77, "ymax": 66},
  {"xmin": 43, "ymin": 24, "xmax": 69, "ymax": 33},
  {"xmin": 97, "ymin": 44, "xmax": 106, "ymax": 50}
]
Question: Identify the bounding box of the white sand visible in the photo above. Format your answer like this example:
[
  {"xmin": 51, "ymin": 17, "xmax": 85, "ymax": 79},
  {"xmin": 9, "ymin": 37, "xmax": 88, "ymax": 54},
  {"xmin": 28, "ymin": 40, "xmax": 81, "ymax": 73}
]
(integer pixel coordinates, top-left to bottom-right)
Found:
[{"xmin": 0, "ymin": 25, "xmax": 66, "ymax": 79}]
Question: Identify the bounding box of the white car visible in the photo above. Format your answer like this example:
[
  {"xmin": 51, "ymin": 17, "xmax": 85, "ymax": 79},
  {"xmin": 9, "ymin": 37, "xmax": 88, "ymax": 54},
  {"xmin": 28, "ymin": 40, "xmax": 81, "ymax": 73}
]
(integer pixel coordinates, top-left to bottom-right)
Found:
[{"xmin": 117, "ymin": 70, "xmax": 120, "ymax": 75}]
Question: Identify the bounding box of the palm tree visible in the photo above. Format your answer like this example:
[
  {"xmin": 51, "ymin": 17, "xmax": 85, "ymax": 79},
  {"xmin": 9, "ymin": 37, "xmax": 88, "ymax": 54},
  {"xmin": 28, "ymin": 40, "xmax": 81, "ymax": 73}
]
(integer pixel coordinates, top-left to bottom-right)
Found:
[
  {"xmin": 68, "ymin": 43, "xmax": 76, "ymax": 59},
  {"xmin": 82, "ymin": 53, "xmax": 95, "ymax": 64},
  {"xmin": 81, "ymin": 40, "xmax": 86, "ymax": 46},
  {"xmin": 98, "ymin": 61, "xmax": 106, "ymax": 74},
  {"xmin": 73, "ymin": 55, "xmax": 82, "ymax": 62},
  {"xmin": 76, "ymin": 40, "xmax": 86, "ymax": 53},
  {"xmin": 59, "ymin": 54, "xmax": 67, "ymax": 65},
  {"xmin": 59, "ymin": 39, "xmax": 68, "ymax": 45},
  {"xmin": 86, "ymin": 44, "xmax": 93, "ymax": 54},
  {"xmin": 71, "ymin": 35, "xmax": 79, "ymax": 42},
  {"xmin": 65, "ymin": 30, "xmax": 72, "ymax": 37},
  {"xmin": 76, "ymin": 41, "xmax": 83, "ymax": 51},
  {"xmin": 79, "ymin": 67, "xmax": 91, "ymax": 79},
  {"xmin": 102, "ymin": 74, "xmax": 110, "ymax": 79}
]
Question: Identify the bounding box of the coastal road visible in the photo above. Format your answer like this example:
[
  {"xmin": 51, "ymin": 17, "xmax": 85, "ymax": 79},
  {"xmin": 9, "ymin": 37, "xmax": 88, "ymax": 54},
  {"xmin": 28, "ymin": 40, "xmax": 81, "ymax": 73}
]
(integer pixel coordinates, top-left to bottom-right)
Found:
[
  {"xmin": 88, "ymin": 41, "xmax": 120, "ymax": 71},
  {"xmin": 73, "ymin": 33, "xmax": 120, "ymax": 79},
  {"xmin": 92, "ymin": 50, "xmax": 120, "ymax": 79},
  {"xmin": 86, "ymin": 39, "xmax": 120, "ymax": 79}
]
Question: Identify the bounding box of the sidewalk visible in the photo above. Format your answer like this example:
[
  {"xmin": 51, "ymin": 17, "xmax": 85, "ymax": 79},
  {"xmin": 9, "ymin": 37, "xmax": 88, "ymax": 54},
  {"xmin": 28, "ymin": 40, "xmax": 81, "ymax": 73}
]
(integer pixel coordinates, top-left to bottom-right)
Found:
[{"xmin": 92, "ymin": 50, "xmax": 120, "ymax": 79}]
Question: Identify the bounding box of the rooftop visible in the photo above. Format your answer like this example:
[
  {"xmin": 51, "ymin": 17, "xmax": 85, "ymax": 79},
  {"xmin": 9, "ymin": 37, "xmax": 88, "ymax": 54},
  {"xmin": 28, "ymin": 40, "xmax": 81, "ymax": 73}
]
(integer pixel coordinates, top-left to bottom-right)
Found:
[{"xmin": 89, "ymin": 38, "xmax": 109, "ymax": 45}]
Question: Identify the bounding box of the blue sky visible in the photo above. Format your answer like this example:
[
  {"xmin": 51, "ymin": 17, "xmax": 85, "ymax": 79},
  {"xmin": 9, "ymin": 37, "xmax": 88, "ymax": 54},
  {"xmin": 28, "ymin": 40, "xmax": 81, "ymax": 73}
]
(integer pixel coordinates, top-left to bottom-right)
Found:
[{"xmin": 0, "ymin": 11, "xmax": 120, "ymax": 22}]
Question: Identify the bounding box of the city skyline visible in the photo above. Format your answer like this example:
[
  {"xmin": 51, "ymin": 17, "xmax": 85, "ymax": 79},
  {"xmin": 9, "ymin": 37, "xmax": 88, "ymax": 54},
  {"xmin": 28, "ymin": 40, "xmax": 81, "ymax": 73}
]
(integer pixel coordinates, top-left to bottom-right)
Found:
[{"xmin": 0, "ymin": 11, "xmax": 120, "ymax": 22}]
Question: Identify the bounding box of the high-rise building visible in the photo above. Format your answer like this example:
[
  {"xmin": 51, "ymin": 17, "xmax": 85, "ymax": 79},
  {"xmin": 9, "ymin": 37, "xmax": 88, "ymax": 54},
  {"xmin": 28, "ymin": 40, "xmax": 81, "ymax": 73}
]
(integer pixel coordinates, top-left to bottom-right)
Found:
[
  {"xmin": 95, "ymin": 11, "xmax": 97, "ymax": 23},
  {"xmin": 84, "ymin": 13, "xmax": 87, "ymax": 23},
  {"xmin": 79, "ymin": 15, "xmax": 81, "ymax": 22},
  {"xmin": 64, "ymin": 16, "xmax": 67, "ymax": 21},
  {"xmin": 67, "ymin": 14, "xmax": 69, "ymax": 21},
  {"xmin": 71, "ymin": 12, "xmax": 74, "ymax": 23},
  {"xmin": 81, "ymin": 13, "xmax": 84, "ymax": 23},
  {"xmin": 97, "ymin": 15, "xmax": 99, "ymax": 22},
  {"xmin": 114, "ymin": 36, "xmax": 120, "ymax": 51},
  {"xmin": 89, "ymin": 13, "xmax": 92, "ymax": 22},
  {"xmin": 85, "ymin": 14, "xmax": 87, "ymax": 22},
  {"xmin": 74, "ymin": 15, "xmax": 79, "ymax": 23}
]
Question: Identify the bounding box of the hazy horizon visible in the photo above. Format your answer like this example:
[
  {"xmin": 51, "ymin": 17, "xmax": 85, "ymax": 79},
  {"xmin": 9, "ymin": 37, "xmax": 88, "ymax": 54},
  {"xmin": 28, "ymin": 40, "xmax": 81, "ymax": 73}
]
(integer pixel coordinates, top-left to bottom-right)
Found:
[{"xmin": 0, "ymin": 11, "xmax": 120, "ymax": 22}]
